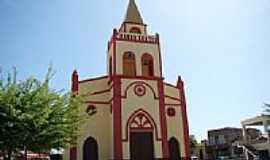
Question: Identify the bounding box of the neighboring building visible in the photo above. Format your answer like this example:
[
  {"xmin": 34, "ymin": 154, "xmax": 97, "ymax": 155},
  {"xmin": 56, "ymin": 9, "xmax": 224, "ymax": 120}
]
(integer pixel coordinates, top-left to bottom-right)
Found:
[
  {"xmin": 207, "ymin": 127, "xmax": 243, "ymax": 159},
  {"xmin": 207, "ymin": 127, "xmax": 261, "ymax": 159},
  {"xmin": 246, "ymin": 128, "xmax": 262, "ymax": 140},
  {"xmin": 192, "ymin": 140, "xmax": 210, "ymax": 160},
  {"xmin": 64, "ymin": 0, "xmax": 190, "ymax": 160},
  {"xmin": 239, "ymin": 114, "xmax": 270, "ymax": 160}
]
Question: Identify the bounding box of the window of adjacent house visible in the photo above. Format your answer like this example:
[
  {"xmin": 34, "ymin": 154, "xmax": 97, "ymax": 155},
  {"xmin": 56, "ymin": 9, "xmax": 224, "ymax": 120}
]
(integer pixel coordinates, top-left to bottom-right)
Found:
[
  {"xmin": 142, "ymin": 53, "xmax": 154, "ymax": 77},
  {"xmin": 123, "ymin": 52, "xmax": 136, "ymax": 76},
  {"xmin": 130, "ymin": 27, "xmax": 141, "ymax": 34}
]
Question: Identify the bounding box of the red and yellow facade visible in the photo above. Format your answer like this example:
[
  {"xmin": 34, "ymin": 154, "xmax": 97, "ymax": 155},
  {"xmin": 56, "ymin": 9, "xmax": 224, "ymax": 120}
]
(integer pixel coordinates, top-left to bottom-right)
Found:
[{"xmin": 64, "ymin": 0, "xmax": 190, "ymax": 159}]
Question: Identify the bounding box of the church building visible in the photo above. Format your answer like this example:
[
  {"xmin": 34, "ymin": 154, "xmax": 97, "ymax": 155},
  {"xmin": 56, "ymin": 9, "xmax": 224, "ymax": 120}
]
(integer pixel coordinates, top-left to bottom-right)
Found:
[{"xmin": 64, "ymin": 0, "xmax": 190, "ymax": 159}]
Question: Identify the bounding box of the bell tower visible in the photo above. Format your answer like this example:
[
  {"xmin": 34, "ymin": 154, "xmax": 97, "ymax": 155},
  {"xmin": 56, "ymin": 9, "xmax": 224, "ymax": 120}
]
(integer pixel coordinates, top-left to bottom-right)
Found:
[{"xmin": 107, "ymin": 0, "xmax": 162, "ymax": 78}]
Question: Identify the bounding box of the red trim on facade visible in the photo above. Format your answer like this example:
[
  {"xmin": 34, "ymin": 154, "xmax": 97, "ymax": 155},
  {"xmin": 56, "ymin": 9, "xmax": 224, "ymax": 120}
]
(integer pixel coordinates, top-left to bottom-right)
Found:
[
  {"xmin": 122, "ymin": 81, "xmax": 159, "ymax": 99},
  {"xmin": 177, "ymin": 76, "xmax": 190, "ymax": 158},
  {"xmin": 72, "ymin": 70, "xmax": 79, "ymax": 93},
  {"xmin": 112, "ymin": 76, "xmax": 123, "ymax": 159},
  {"xmin": 113, "ymin": 29, "xmax": 117, "ymax": 76},
  {"xmin": 69, "ymin": 147, "xmax": 77, "ymax": 160},
  {"xmin": 79, "ymin": 75, "xmax": 108, "ymax": 83},
  {"xmin": 115, "ymin": 38, "xmax": 158, "ymax": 44},
  {"xmin": 133, "ymin": 84, "xmax": 146, "ymax": 96},
  {"xmin": 164, "ymin": 95, "xmax": 181, "ymax": 102},
  {"xmin": 157, "ymin": 80, "xmax": 169, "ymax": 158},
  {"xmin": 70, "ymin": 71, "xmax": 78, "ymax": 160},
  {"xmin": 157, "ymin": 34, "xmax": 163, "ymax": 77},
  {"xmin": 113, "ymin": 74, "xmax": 163, "ymax": 80},
  {"xmin": 123, "ymin": 108, "xmax": 162, "ymax": 141},
  {"xmin": 167, "ymin": 107, "xmax": 176, "ymax": 117}
]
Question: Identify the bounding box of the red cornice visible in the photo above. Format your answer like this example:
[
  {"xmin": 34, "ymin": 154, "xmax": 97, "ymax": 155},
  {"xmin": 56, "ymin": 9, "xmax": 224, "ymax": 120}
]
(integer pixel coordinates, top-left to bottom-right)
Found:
[
  {"xmin": 115, "ymin": 38, "xmax": 158, "ymax": 44},
  {"xmin": 79, "ymin": 74, "xmax": 164, "ymax": 85},
  {"xmin": 113, "ymin": 74, "xmax": 163, "ymax": 80}
]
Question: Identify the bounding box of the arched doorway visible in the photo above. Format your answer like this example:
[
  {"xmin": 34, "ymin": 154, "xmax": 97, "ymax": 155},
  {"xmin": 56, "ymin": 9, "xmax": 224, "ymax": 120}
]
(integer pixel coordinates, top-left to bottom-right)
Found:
[
  {"xmin": 169, "ymin": 137, "xmax": 181, "ymax": 160},
  {"xmin": 128, "ymin": 110, "xmax": 155, "ymax": 160},
  {"xmin": 83, "ymin": 137, "xmax": 98, "ymax": 160}
]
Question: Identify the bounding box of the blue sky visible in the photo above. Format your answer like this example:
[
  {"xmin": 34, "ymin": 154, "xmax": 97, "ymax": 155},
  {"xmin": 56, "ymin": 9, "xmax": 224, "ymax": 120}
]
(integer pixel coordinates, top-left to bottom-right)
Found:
[{"xmin": 0, "ymin": 0, "xmax": 270, "ymax": 141}]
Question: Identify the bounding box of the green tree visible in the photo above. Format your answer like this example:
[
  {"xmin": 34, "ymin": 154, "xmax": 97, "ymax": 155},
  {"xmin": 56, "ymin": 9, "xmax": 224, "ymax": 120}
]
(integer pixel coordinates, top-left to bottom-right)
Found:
[
  {"xmin": 0, "ymin": 68, "xmax": 83, "ymax": 160},
  {"xmin": 264, "ymin": 103, "xmax": 270, "ymax": 114}
]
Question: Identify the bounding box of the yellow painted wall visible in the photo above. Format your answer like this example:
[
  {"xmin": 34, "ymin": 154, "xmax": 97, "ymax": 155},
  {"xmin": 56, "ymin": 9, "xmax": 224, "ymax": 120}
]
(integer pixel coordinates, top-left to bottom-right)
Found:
[
  {"xmin": 77, "ymin": 103, "xmax": 112, "ymax": 160},
  {"xmin": 164, "ymin": 83, "xmax": 187, "ymax": 157},
  {"xmin": 166, "ymin": 105, "xmax": 186, "ymax": 157},
  {"xmin": 64, "ymin": 78, "xmax": 113, "ymax": 160}
]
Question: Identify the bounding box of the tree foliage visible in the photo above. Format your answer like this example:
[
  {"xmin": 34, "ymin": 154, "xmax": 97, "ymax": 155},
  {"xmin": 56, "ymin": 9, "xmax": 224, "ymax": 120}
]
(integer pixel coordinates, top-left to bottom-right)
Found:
[
  {"xmin": 264, "ymin": 103, "xmax": 270, "ymax": 114},
  {"xmin": 0, "ymin": 68, "xmax": 83, "ymax": 159}
]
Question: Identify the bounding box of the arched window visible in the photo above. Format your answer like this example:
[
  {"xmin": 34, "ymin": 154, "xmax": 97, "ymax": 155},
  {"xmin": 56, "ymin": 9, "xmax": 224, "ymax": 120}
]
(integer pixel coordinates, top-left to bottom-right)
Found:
[
  {"xmin": 169, "ymin": 137, "xmax": 181, "ymax": 160},
  {"xmin": 130, "ymin": 27, "xmax": 141, "ymax": 34},
  {"xmin": 83, "ymin": 137, "xmax": 98, "ymax": 160},
  {"xmin": 123, "ymin": 52, "xmax": 136, "ymax": 76},
  {"xmin": 141, "ymin": 53, "xmax": 154, "ymax": 77}
]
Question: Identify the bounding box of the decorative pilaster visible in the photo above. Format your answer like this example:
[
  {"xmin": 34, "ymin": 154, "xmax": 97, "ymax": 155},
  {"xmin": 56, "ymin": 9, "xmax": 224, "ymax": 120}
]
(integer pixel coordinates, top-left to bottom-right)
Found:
[
  {"xmin": 158, "ymin": 79, "xmax": 169, "ymax": 158},
  {"xmin": 177, "ymin": 76, "xmax": 190, "ymax": 159},
  {"xmin": 70, "ymin": 70, "xmax": 79, "ymax": 160},
  {"xmin": 112, "ymin": 76, "xmax": 123, "ymax": 159},
  {"xmin": 72, "ymin": 70, "xmax": 79, "ymax": 93}
]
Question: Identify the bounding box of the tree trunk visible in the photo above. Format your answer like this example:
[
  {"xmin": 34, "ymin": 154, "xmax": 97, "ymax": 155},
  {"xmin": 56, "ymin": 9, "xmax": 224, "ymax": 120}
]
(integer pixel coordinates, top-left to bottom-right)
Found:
[
  {"xmin": 24, "ymin": 145, "xmax": 27, "ymax": 160},
  {"xmin": 7, "ymin": 149, "xmax": 11, "ymax": 160}
]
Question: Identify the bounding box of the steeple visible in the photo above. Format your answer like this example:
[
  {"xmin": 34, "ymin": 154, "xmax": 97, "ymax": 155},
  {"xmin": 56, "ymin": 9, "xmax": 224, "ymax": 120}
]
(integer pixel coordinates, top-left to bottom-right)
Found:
[{"xmin": 124, "ymin": 0, "xmax": 144, "ymax": 24}]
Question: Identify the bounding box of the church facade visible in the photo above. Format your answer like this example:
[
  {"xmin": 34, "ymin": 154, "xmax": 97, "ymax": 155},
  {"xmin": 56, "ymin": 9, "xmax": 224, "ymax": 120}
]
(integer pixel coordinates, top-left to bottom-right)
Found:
[{"xmin": 64, "ymin": 0, "xmax": 190, "ymax": 159}]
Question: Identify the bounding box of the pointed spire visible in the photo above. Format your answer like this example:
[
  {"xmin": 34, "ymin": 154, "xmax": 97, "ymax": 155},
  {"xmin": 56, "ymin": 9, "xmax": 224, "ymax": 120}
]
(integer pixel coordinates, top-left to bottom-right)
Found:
[{"xmin": 124, "ymin": 0, "xmax": 144, "ymax": 24}]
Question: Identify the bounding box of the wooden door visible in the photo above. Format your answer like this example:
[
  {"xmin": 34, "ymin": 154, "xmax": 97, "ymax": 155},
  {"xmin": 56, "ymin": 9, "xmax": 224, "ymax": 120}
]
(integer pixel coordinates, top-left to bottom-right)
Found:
[
  {"xmin": 130, "ymin": 132, "xmax": 154, "ymax": 160},
  {"xmin": 83, "ymin": 137, "xmax": 98, "ymax": 160},
  {"xmin": 169, "ymin": 138, "xmax": 181, "ymax": 160}
]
